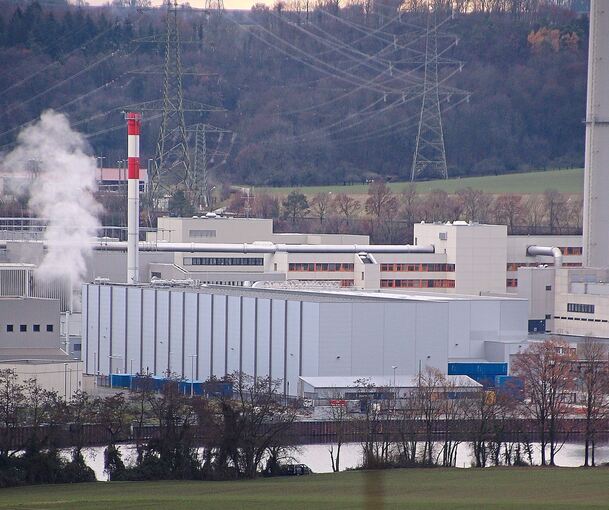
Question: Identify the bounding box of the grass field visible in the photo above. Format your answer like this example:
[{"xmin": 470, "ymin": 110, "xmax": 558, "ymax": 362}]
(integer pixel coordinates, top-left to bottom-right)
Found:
[
  {"xmin": 2, "ymin": 468, "xmax": 609, "ymax": 509},
  {"xmin": 253, "ymin": 168, "xmax": 584, "ymax": 196}
]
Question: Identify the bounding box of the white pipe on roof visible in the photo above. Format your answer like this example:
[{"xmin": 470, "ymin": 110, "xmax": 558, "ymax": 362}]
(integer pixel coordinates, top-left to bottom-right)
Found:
[
  {"xmin": 92, "ymin": 241, "xmax": 435, "ymax": 254},
  {"xmin": 526, "ymin": 245, "xmax": 563, "ymax": 268}
]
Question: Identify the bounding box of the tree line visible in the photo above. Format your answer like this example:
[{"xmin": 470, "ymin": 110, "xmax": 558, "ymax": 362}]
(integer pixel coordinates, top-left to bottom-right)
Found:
[
  {"xmin": 227, "ymin": 182, "xmax": 582, "ymax": 243},
  {"xmin": 329, "ymin": 339, "xmax": 608, "ymax": 471},
  {"xmin": 1, "ymin": 338, "xmax": 607, "ymax": 488},
  {"xmin": 0, "ymin": 0, "xmax": 588, "ymax": 189},
  {"xmin": 0, "ymin": 370, "xmax": 298, "ymax": 487}
]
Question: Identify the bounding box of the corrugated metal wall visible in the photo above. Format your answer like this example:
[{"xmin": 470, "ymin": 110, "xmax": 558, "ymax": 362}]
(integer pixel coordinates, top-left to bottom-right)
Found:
[{"xmin": 82, "ymin": 284, "xmax": 527, "ymax": 395}]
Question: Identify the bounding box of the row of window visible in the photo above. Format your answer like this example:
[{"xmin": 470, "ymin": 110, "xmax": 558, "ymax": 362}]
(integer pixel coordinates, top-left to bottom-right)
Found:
[
  {"xmin": 555, "ymin": 316, "xmax": 607, "ymax": 323},
  {"xmin": 506, "ymin": 261, "xmax": 583, "ymax": 272},
  {"xmin": 567, "ymin": 303, "xmax": 595, "ymax": 314},
  {"xmin": 380, "ymin": 279, "xmax": 456, "ymax": 288},
  {"xmin": 184, "ymin": 257, "xmax": 264, "ymax": 266},
  {"xmin": 189, "ymin": 229, "xmax": 217, "ymax": 238},
  {"xmin": 558, "ymin": 247, "xmax": 583, "ymax": 255},
  {"xmin": 380, "ymin": 263, "xmax": 455, "ymax": 273},
  {"xmin": 6, "ymin": 324, "xmax": 53, "ymax": 333},
  {"xmin": 289, "ymin": 263, "xmax": 354, "ymax": 272}
]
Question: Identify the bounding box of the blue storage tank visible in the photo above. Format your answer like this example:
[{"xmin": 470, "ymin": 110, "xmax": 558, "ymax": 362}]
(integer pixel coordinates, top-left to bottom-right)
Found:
[{"xmin": 447, "ymin": 362, "xmax": 508, "ymax": 388}]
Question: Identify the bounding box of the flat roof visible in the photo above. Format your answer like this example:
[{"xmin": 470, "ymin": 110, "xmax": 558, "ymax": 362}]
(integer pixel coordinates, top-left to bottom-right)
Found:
[
  {"xmin": 299, "ymin": 375, "xmax": 481, "ymax": 388},
  {"xmin": 87, "ymin": 282, "xmax": 526, "ymax": 304},
  {"xmin": 0, "ymin": 348, "xmax": 74, "ymax": 363}
]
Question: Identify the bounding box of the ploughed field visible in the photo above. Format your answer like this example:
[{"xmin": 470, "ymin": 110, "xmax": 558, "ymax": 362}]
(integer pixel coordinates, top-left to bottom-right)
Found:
[
  {"xmin": 1, "ymin": 467, "xmax": 608, "ymax": 509},
  {"xmin": 254, "ymin": 168, "xmax": 584, "ymax": 196}
]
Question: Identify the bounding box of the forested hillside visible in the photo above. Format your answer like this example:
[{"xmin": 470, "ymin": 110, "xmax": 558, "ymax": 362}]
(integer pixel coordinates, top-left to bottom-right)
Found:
[{"xmin": 0, "ymin": 1, "xmax": 588, "ymax": 187}]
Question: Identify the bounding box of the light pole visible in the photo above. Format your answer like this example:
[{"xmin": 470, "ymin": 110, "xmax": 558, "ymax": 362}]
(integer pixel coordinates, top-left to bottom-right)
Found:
[
  {"xmin": 391, "ymin": 365, "xmax": 398, "ymax": 402},
  {"xmin": 63, "ymin": 362, "xmax": 68, "ymax": 400},
  {"xmin": 188, "ymin": 354, "xmax": 198, "ymax": 397}
]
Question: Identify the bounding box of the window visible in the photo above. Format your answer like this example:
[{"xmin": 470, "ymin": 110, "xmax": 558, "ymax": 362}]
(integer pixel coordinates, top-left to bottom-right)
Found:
[
  {"xmin": 189, "ymin": 229, "xmax": 216, "ymax": 238},
  {"xmin": 151, "ymin": 272, "xmax": 161, "ymax": 279},
  {"xmin": 73, "ymin": 344, "xmax": 82, "ymax": 352},
  {"xmin": 185, "ymin": 257, "xmax": 264, "ymax": 266},
  {"xmin": 380, "ymin": 263, "xmax": 455, "ymax": 272},
  {"xmin": 6, "ymin": 324, "xmax": 13, "ymax": 332},
  {"xmin": 559, "ymin": 246, "xmax": 583, "ymax": 256},
  {"xmin": 288, "ymin": 263, "xmax": 354, "ymax": 272},
  {"xmin": 567, "ymin": 303, "xmax": 595, "ymax": 314},
  {"xmin": 380, "ymin": 279, "xmax": 455, "ymax": 289},
  {"xmin": 20, "ymin": 324, "xmax": 27, "ymax": 332},
  {"xmin": 545, "ymin": 314, "xmax": 552, "ymax": 320},
  {"xmin": 546, "ymin": 285, "xmax": 552, "ymax": 291},
  {"xmin": 46, "ymin": 324, "xmax": 54, "ymax": 332},
  {"xmin": 33, "ymin": 324, "xmax": 40, "ymax": 332},
  {"xmin": 506, "ymin": 278, "xmax": 518, "ymax": 288}
]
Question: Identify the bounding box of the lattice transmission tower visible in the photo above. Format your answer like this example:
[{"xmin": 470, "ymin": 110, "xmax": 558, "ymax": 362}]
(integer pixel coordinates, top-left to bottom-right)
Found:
[
  {"xmin": 127, "ymin": 0, "xmax": 223, "ymax": 211},
  {"xmin": 410, "ymin": 8, "xmax": 448, "ymax": 182},
  {"xmin": 189, "ymin": 123, "xmax": 232, "ymax": 208}
]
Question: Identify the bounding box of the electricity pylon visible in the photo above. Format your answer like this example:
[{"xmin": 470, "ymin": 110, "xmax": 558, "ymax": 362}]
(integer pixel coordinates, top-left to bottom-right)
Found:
[
  {"xmin": 410, "ymin": 8, "xmax": 448, "ymax": 182},
  {"xmin": 188, "ymin": 123, "xmax": 232, "ymax": 209},
  {"xmin": 126, "ymin": 0, "xmax": 223, "ymax": 211}
]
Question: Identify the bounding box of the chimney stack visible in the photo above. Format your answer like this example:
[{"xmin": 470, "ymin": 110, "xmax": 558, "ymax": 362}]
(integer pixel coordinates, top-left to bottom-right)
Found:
[
  {"xmin": 126, "ymin": 112, "xmax": 141, "ymax": 284},
  {"xmin": 583, "ymin": 0, "xmax": 609, "ymax": 268}
]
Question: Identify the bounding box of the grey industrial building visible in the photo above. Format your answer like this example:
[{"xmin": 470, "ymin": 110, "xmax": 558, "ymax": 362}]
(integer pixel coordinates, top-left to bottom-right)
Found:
[{"xmin": 82, "ymin": 281, "xmax": 527, "ymax": 395}]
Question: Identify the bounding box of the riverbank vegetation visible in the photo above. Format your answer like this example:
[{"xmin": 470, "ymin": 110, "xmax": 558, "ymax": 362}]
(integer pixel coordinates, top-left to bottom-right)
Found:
[{"xmin": 1, "ymin": 339, "xmax": 608, "ymax": 488}]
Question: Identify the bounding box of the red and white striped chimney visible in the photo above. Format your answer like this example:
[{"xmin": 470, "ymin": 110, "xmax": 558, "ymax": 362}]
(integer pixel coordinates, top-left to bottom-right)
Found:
[{"xmin": 125, "ymin": 112, "xmax": 141, "ymax": 284}]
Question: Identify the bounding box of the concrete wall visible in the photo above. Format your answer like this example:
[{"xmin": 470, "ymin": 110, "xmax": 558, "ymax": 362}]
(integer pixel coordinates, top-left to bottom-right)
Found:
[
  {"xmin": 0, "ymin": 297, "xmax": 60, "ymax": 349},
  {"xmin": 414, "ymin": 223, "xmax": 507, "ymax": 294},
  {"xmin": 0, "ymin": 360, "xmax": 83, "ymax": 397},
  {"xmin": 553, "ymin": 267, "xmax": 609, "ymax": 338}
]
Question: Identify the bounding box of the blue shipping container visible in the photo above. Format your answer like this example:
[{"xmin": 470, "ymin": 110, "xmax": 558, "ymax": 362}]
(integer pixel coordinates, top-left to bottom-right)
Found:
[
  {"xmin": 110, "ymin": 373, "xmax": 131, "ymax": 389},
  {"xmin": 447, "ymin": 362, "xmax": 508, "ymax": 387}
]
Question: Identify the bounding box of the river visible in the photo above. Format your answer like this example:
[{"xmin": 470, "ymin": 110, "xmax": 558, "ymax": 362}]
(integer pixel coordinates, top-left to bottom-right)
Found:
[{"xmin": 78, "ymin": 441, "xmax": 609, "ymax": 481}]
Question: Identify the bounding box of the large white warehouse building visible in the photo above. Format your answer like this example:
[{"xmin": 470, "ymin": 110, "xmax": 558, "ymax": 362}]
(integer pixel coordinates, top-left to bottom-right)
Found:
[{"xmin": 82, "ymin": 282, "xmax": 527, "ymax": 395}]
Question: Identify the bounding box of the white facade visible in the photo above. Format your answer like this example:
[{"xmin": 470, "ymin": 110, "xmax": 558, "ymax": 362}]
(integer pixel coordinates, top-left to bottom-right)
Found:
[
  {"xmin": 0, "ymin": 360, "xmax": 83, "ymax": 398},
  {"xmin": 139, "ymin": 219, "xmax": 583, "ymax": 295},
  {"xmin": 552, "ymin": 267, "xmax": 609, "ymax": 338},
  {"xmin": 82, "ymin": 283, "xmax": 528, "ymax": 395},
  {"xmin": 298, "ymin": 374, "xmax": 481, "ymax": 400}
]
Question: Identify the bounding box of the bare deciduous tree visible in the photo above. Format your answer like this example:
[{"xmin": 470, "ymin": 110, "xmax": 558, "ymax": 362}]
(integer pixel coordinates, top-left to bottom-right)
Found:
[
  {"xmin": 493, "ymin": 194, "xmax": 523, "ymax": 233},
  {"xmin": 333, "ymin": 193, "xmax": 361, "ymax": 226},
  {"xmin": 310, "ymin": 192, "xmax": 333, "ymax": 226},
  {"xmin": 577, "ymin": 340, "xmax": 609, "ymax": 467},
  {"xmin": 512, "ymin": 339, "xmax": 576, "ymax": 466},
  {"xmin": 457, "ymin": 187, "xmax": 492, "ymax": 223}
]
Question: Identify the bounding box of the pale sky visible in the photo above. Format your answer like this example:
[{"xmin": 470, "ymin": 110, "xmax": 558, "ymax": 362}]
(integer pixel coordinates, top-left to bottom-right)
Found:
[{"xmin": 88, "ymin": 0, "xmax": 276, "ymax": 10}]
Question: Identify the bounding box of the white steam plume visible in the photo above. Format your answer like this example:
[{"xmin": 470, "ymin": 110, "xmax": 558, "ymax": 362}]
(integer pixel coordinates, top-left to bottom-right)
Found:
[{"xmin": 2, "ymin": 110, "xmax": 102, "ymax": 291}]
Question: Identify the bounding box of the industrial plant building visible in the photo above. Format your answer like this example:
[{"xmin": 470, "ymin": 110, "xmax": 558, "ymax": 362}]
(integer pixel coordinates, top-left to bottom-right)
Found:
[
  {"xmin": 82, "ymin": 281, "xmax": 528, "ymax": 395},
  {"xmin": 92, "ymin": 216, "xmax": 583, "ymax": 295},
  {"xmin": 0, "ymin": 296, "xmax": 82, "ymax": 397},
  {"xmin": 297, "ymin": 375, "xmax": 482, "ymax": 401}
]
